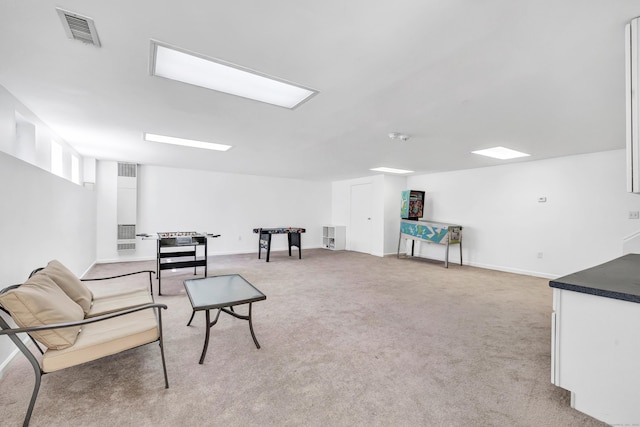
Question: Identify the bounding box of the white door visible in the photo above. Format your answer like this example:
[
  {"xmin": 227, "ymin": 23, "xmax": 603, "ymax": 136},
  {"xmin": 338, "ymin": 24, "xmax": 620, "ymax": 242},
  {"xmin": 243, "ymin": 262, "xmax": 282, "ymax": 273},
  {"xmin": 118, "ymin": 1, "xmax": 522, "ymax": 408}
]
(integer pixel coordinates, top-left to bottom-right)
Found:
[{"xmin": 349, "ymin": 183, "xmax": 373, "ymax": 254}]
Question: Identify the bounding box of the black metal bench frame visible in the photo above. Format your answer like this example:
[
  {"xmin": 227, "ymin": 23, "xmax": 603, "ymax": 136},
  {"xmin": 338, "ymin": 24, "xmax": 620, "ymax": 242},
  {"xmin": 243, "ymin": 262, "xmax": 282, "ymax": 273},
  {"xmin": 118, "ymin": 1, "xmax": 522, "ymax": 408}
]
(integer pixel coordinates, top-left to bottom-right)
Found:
[{"xmin": 0, "ymin": 270, "xmax": 168, "ymax": 427}]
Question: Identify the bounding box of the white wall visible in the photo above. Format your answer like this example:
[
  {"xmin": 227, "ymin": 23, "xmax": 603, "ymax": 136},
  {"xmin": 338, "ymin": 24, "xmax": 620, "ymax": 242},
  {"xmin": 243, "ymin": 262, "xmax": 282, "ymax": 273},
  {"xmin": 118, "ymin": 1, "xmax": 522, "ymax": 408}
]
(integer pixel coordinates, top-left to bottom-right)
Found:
[
  {"xmin": 406, "ymin": 150, "xmax": 640, "ymax": 278},
  {"xmin": 0, "ymin": 85, "xmax": 96, "ymax": 372},
  {"xmin": 96, "ymin": 162, "xmax": 332, "ymax": 262},
  {"xmin": 96, "ymin": 161, "xmax": 119, "ymax": 261},
  {"xmin": 0, "ymin": 153, "xmax": 96, "ymax": 373},
  {"xmin": 332, "ymin": 175, "xmax": 384, "ymax": 256},
  {"xmin": 0, "ymin": 85, "xmax": 84, "ymax": 183},
  {"xmin": 331, "ymin": 174, "xmax": 406, "ymax": 256},
  {"xmin": 383, "ymin": 176, "xmax": 408, "ymax": 255},
  {"xmin": 0, "ymin": 153, "xmax": 96, "ymax": 280}
]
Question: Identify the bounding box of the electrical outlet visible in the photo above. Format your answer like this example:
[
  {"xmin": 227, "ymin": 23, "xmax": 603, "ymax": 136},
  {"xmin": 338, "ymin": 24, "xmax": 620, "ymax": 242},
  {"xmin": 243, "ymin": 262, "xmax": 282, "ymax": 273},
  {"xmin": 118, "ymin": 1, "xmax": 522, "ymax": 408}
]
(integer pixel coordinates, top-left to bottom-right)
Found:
[
  {"xmin": 629, "ymin": 211, "xmax": 640, "ymax": 219},
  {"xmin": 537, "ymin": 252, "xmax": 543, "ymax": 259}
]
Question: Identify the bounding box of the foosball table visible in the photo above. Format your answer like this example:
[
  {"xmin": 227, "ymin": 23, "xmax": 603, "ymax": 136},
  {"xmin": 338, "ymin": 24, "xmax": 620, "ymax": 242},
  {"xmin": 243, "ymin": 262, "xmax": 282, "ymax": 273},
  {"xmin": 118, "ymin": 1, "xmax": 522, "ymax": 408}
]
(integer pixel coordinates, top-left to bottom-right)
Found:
[
  {"xmin": 137, "ymin": 231, "xmax": 220, "ymax": 294},
  {"xmin": 253, "ymin": 227, "xmax": 306, "ymax": 262}
]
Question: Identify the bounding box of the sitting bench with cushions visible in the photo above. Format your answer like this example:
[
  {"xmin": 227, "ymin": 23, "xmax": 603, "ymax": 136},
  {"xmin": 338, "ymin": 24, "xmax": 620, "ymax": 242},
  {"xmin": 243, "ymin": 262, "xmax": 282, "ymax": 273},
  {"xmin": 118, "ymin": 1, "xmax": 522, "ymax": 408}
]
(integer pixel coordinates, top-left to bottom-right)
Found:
[{"xmin": 0, "ymin": 260, "xmax": 169, "ymax": 427}]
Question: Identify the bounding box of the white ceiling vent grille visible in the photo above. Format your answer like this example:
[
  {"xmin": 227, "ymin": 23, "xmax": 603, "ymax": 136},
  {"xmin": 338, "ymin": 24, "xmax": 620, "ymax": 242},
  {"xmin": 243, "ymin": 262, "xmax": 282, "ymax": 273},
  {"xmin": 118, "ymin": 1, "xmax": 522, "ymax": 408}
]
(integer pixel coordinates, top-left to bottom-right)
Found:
[{"xmin": 56, "ymin": 8, "xmax": 101, "ymax": 47}]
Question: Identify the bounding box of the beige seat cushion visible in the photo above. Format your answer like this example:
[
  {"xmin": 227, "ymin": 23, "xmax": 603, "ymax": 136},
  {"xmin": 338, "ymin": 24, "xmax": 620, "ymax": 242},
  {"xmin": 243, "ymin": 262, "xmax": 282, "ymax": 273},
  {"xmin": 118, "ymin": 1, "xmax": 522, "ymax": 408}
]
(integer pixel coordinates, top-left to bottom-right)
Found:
[
  {"xmin": 86, "ymin": 288, "xmax": 153, "ymax": 318},
  {"xmin": 85, "ymin": 281, "xmax": 149, "ymax": 300},
  {"xmin": 0, "ymin": 274, "xmax": 83, "ymax": 350},
  {"xmin": 42, "ymin": 308, "xmax": 159, "ymax": 373},
  {"xmin": 39, "ymin": 260, "xmax": 93, "ymax": 315}
]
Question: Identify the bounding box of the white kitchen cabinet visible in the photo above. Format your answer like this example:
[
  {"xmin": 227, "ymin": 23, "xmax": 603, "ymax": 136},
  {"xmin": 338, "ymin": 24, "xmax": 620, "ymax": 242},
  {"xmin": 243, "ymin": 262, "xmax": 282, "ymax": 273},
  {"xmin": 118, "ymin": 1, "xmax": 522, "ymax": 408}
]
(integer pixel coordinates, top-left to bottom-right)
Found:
[{"xmin": 550, "ymin": 255, "xmax": 640, "ymax": 425}]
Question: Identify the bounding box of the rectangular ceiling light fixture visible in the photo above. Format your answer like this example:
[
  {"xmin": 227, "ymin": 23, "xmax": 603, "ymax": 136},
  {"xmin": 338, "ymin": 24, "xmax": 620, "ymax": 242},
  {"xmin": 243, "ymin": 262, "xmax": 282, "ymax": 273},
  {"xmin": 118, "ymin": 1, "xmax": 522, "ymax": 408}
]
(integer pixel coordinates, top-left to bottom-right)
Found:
[
  {"xmin": 144, "ymin": 133, "xmax": 232, "ymax": 151},
  {"xmin": 149, "ymin": 41, "xmax": 318, "ymax": 109},
  {"xmin": 370, "ymin": 167, "xmax": 414, "ymax": 174},
  {"xmin": 471, "ymin": 146, "xmax": 530, "ymax": 160}
]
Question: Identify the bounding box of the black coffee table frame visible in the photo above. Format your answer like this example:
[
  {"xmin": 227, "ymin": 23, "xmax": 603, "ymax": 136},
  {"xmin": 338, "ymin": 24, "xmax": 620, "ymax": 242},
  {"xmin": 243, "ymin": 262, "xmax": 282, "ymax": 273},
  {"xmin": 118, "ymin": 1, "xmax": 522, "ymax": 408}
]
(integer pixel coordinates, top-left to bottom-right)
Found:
[{"xmin": 184, "ymin": 274, "xmax": 266, "ymax": 364}]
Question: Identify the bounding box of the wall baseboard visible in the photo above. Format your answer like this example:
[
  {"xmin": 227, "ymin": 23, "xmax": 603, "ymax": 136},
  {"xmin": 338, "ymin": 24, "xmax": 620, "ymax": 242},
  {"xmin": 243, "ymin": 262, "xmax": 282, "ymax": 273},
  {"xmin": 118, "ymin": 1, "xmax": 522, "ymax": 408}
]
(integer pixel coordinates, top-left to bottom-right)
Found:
[
  {"xmin": 0, "ymin": 336, "xmax": 30, "ymax": 379},
  {"xmin": 388, "ymin": 253, "xmax": 556, "ymax": 279},
  {"xmin": 94, "ymin": 246, "xmax": 325, "ymax": 265},
  {"xmin": 465, "ymin": 260, "xmax": 557, "ymax": 279}
]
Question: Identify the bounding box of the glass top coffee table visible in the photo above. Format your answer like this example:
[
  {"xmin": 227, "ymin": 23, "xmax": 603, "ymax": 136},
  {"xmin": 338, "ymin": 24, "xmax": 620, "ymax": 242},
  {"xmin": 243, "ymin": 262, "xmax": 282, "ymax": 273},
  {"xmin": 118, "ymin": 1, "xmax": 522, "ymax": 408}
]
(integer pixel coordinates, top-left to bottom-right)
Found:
[{"xmin": 184, "ymin": 274, "xmax": 267, "ymax": 364}]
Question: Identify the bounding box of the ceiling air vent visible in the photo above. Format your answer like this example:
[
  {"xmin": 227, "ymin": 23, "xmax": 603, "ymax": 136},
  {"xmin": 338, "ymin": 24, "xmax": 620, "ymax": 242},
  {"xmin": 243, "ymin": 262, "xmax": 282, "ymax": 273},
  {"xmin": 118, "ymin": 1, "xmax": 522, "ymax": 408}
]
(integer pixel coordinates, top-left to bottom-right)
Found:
[{"xmin": 56, "ymin": 8, "xmax": 101, "ymax": 47}]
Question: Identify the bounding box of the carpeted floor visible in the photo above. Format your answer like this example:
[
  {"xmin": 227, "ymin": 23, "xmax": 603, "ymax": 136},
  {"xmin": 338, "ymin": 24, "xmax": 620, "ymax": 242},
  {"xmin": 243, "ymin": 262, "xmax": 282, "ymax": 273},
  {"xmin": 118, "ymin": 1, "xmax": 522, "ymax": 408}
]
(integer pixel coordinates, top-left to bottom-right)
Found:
[{"xmin": 0, "ymin": 249, "xmax": 606, "ymax": 426}]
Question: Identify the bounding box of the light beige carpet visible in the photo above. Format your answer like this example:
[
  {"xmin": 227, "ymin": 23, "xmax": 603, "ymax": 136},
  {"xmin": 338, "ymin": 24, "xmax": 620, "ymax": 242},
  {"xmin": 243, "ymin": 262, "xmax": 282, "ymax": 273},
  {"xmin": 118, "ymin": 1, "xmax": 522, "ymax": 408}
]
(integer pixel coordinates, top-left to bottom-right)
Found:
[{"xmin": 0, "ymin": 249, "xmax": 606, "ymax": 426}]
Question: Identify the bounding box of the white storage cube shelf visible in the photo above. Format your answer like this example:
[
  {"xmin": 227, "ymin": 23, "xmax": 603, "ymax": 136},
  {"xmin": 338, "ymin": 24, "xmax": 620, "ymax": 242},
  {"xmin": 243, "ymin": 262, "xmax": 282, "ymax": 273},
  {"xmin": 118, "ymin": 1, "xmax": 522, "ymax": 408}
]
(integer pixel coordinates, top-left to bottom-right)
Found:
[{"xmin": 322, "ymin": 225, "xmax": 345, "ymax": 250}]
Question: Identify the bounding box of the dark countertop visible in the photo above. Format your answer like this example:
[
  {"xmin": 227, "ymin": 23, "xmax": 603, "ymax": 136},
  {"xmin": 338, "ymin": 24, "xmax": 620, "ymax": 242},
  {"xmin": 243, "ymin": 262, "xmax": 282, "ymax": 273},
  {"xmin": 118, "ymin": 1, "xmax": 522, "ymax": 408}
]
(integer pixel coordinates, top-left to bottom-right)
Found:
[{"xmin": 549, "ymin": 254, "xmax": 640, "ymax": 303}]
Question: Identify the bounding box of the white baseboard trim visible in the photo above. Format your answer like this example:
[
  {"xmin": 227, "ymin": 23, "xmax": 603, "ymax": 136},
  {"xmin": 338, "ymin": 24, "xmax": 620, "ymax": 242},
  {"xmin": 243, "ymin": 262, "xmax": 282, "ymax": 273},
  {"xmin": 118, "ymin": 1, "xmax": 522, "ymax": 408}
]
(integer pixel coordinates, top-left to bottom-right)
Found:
[
  {"xmin": 80, "ymin": 260, "xmax": 97, "ymax": 278},
  {"xmin": 464, "ymin": 260, "xmax": 557, "ymax": 279},
  {"xmin": 0, "ymin": 336, "xmax": 30, "ymax": 379},
  {"xmin": 94, "ymin": 246, "xmax": 325, "ymax": 265},
  {"xmin": 389, "ymin": 252, "xmax": 556, "ymax": 279}
]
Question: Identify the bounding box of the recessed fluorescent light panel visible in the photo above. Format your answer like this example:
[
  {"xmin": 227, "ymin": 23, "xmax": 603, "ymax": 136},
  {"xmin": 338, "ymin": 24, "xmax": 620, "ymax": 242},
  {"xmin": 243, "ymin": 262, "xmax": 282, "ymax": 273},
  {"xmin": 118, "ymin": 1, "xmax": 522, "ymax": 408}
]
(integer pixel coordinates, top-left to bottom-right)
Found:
[
  {"xmin": 150, "ymin": 41, "xmax": 317, "ymax": 109},
  {"xmin": 370, "ymin": 167, "xmax": 414, "ymax": 174},
  {"xmin": 471, "ymin": 146, "xmax": 530, "ymax": 160},
  {"xmin": 144, "ymin": 133, "xmax": 232, "ymax": 151}
]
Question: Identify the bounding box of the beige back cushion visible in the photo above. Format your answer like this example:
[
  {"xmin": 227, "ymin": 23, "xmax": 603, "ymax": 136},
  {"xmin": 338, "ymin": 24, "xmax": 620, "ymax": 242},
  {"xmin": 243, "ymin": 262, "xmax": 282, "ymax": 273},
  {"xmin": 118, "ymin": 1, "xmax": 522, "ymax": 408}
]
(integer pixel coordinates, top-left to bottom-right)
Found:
[
  {"xmin": 39, "ymin": 260, "xmax": 93, "ymax": 314},
  {"xmin": 0, "ymin": 274, "xmax": 84, "ymax": 350}
]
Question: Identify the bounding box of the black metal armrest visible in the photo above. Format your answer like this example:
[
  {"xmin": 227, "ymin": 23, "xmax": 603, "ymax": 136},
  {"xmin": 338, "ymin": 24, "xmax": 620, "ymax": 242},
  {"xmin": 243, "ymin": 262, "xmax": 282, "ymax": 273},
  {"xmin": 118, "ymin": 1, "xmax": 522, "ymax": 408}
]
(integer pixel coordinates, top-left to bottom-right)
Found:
[
  {"xmin": 0, "ymin": 273, "xmax": 170, "ymax": 426},
  {"xmin": 0, "ymin": 303, "xmax": 167, "ymax": 337},
  {"xmin": 80, "ymin": 270, "xmax": 155, "ymax": 281},
  {"xmin": 0, "ymin": 283, "xmax": 22, "ymax": 294}
]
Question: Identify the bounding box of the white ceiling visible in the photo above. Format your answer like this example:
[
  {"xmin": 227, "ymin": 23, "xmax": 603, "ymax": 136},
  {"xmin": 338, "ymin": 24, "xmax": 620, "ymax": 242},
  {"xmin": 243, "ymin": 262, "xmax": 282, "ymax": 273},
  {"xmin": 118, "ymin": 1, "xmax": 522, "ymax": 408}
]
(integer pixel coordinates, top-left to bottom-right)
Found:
[{"xmin": 1, "ymin": 1, "xmax": 640, "ymax": 181}]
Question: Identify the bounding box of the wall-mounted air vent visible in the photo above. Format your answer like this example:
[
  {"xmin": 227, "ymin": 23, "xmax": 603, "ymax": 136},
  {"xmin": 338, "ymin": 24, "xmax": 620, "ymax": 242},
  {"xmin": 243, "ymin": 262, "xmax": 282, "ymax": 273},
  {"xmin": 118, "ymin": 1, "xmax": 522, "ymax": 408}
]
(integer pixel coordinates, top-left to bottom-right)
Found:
[
  {"xmin": 118, "ymin": 162, "xmax": 137, "ymax": 177},
  {"xmin": 117, "ymin": 163, "xmax": 137, "ymax": 252},
  {"xmin": 118, "ymin": 224, "xmax": 136, "ymax": 240},
  {"xmin": 56, "ymin": 8, "xmax": 101, "ymax": 47},
  {"xmin": 117, "ymin": 243, "xmax": 136, "ymax": 251}
]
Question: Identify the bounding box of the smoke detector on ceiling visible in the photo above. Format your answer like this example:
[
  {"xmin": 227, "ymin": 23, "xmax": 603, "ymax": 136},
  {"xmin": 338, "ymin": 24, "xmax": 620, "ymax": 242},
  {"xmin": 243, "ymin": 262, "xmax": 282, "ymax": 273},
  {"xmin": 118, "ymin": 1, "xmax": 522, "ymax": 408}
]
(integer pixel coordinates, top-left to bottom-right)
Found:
[
  {"xmin": 56, "ymin": 8, "xmax": 101, "ymax": 47},
  {"xmin": 388, "ymin": 132, "xmax": 410, "ymax": 142}
]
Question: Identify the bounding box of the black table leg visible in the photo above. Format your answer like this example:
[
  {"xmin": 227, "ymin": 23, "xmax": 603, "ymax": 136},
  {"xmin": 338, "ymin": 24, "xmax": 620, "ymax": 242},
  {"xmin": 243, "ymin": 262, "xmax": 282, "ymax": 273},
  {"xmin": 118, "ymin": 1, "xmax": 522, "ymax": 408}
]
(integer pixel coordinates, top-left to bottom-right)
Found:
[
  {"xmin": 266, "ymin": 234, "xmax": 271, "ymax": 262},
  {"xmin": 199, "ymin": 308, "xmax": 222, "ymax": 364},
  {"xmin": 199, "ymin": 310, "xmax": 211, "ymax": 364},
  {"xmin": 220, "ymin": 305, "xmax": 261, "ymax": 349},
  {"xmin": 445, "ymin": 240, "xmax": 450, "ymax": 268},
  {"xmin": 289, "ymin": 232, "xmax": 302, "ymax": 259},
  {"xmin": 192, "ymin": 303, "xmax": 262, "ymax": 364},
  {"xmin": 157, "ymin": 240, "xmax": 162, "ymax": 295},
  {"xmin": 258, "ymin": 232, "xmax": 271, "ymax": 262},
  {"xmin": 248, "ymin": 303, "xmax": 260, "ymax": 349},
  {"xmin": 204, "ymin": 239, "xmax": 208, "ymax": 277},
  {"xmin": 187, "ymin": 310, "xmax": 196, "ymax": 326}
]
